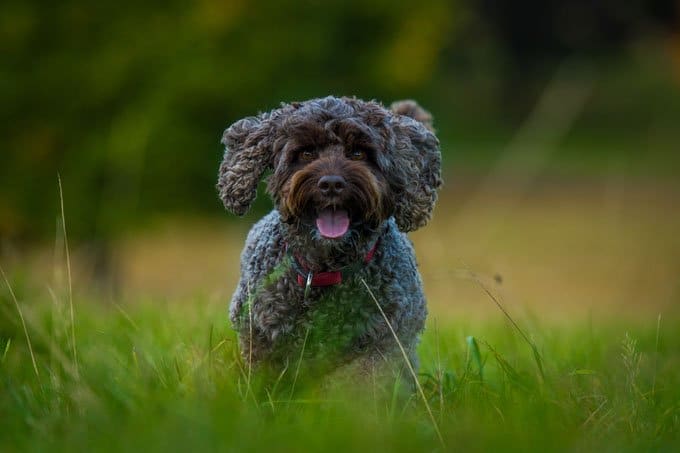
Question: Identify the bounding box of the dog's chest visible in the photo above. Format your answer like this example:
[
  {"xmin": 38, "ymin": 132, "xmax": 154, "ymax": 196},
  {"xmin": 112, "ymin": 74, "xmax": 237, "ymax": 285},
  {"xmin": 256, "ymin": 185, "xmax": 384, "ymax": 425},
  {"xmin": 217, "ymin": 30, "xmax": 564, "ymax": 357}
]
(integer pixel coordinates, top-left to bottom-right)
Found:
[{"xmin": 280, "ymin": 279, "xmax": 381, "ymax": 362}]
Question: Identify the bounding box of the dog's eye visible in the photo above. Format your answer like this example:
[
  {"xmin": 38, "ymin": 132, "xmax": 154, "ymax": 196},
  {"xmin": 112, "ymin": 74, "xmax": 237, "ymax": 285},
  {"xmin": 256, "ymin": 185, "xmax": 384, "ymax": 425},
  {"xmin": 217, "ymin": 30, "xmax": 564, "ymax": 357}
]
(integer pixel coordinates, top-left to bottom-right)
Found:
[
  {"xmin": 297, "ymin": 149, "xmax": 317, "ymax": 162},
  {"xmin": 349, "ymin": 149, "xmax": 367, "ymax": 161}
]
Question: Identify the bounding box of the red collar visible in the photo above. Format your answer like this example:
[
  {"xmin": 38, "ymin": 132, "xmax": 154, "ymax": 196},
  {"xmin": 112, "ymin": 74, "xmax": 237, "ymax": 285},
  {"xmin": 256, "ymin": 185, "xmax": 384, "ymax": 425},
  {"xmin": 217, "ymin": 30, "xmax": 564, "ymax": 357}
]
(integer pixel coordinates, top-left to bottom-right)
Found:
[{"xmin": 288, "ymin": 238, "xmax": 380, "ymax": 288}]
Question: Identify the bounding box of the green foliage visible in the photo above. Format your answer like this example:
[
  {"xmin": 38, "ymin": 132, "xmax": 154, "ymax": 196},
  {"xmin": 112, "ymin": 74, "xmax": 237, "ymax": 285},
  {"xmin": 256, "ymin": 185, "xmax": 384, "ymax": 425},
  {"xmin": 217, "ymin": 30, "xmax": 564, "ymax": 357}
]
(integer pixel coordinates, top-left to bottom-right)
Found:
[
  {"xmin": 0, "ymin": 0, "xmax": 461, "ymax": 240},
  {"xmin": 2, "ymin": 1, "xmax": 680, "ymax": 241},
  {"xmin": 1, "ymin": 281, "xmax": 679, "ymax": 452}
]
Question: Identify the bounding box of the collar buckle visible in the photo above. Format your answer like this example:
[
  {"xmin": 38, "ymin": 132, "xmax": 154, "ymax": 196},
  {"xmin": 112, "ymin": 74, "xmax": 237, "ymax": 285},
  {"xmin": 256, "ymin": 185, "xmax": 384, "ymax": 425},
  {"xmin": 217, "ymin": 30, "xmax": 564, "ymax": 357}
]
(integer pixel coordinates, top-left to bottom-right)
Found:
[{"xmin": 304, "ymin": 272, "xmax": 313, "ymax": 299}]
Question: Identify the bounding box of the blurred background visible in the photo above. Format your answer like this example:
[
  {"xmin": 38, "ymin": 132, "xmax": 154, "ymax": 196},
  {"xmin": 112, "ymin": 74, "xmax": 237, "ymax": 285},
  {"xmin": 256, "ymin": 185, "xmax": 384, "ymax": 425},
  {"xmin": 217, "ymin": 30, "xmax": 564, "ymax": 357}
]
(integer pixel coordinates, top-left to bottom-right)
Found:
[{"xmin": 1, "ymin": 0, "xmax": 679, "ymax": 320}]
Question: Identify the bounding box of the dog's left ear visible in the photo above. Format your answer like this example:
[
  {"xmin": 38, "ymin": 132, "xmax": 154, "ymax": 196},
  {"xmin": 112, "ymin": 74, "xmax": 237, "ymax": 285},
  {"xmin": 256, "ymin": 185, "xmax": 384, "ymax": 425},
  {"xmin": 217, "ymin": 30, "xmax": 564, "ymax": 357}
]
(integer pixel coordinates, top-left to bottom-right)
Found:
[
  {"xmin": 388, "ymin": 100, "xmax": 442, "ymax": 232},
  {"xmin": 217, "ymin": 113, "xmax": 275, "ymax": 215}
]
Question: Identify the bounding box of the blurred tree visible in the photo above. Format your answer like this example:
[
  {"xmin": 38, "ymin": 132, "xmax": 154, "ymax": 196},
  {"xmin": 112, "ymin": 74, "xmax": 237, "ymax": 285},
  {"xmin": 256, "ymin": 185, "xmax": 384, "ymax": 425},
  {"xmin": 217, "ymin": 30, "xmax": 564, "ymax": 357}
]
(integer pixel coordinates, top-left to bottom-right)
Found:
[
  {"xmin": 477, "ymin": 0, "xmax": 680, "ymax": 115},
  {"xmin": 0, "ymin": 0, "xmax": 678, "ymax": 244},
  {"xmin": 0, "ymin": 0, "xmax": 461, "ymax": 242}
]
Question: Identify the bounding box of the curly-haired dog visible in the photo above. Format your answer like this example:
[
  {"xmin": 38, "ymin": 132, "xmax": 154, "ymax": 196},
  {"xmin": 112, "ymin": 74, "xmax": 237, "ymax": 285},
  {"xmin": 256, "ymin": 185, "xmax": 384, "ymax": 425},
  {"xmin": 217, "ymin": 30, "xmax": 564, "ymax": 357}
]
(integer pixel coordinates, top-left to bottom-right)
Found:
[{"xmin": 217, "ymin": 96, "xmax": 441, "ymax": 377}]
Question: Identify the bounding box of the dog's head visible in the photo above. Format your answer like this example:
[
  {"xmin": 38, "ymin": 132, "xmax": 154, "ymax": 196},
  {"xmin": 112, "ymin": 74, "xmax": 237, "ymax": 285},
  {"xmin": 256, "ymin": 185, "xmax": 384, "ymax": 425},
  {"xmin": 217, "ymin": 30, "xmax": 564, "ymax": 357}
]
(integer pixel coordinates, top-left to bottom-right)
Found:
[{"xmin": 217, "ymin": 96, "xmax": 441, "ymax": 238}]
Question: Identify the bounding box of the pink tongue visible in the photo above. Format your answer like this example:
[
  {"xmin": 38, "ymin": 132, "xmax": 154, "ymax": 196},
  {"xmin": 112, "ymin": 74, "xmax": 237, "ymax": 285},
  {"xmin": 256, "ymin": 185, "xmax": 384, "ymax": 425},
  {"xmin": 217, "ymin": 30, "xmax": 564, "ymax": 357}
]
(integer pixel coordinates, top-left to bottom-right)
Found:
[{"xmin": 315, "ymin": 209, "xmax": 350, "ymax": 238}]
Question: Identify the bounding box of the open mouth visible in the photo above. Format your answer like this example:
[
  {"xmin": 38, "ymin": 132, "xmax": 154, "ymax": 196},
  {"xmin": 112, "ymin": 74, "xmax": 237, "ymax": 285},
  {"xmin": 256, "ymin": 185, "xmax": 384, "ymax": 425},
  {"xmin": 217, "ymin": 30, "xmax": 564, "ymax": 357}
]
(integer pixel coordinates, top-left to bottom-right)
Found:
[{"xmin": 315, "ymin": 208, "xmax": 350, "ymax": 239}]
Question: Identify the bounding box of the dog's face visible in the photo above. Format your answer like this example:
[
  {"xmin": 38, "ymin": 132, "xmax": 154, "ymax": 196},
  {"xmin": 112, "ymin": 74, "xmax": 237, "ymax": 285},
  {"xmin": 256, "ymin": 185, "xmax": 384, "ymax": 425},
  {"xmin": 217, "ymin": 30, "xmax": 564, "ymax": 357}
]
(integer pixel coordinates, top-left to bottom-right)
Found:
[
  {"xmin": 217, "ymin": 96, "xmax": 441, "ymax": 236},
  {"xmin": 267, "ymin": 117, "xmax": 393, "ymax": 240}
]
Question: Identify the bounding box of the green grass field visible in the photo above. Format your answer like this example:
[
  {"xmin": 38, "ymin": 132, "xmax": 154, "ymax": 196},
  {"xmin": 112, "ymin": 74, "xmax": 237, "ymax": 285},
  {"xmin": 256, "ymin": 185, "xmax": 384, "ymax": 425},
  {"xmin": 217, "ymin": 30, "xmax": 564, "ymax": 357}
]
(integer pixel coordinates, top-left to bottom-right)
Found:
[
  {"xmin": 1, "ymin": 286, "xmax": 678, "ymax": 452},
  {"xmin": 2, "ymin": 180, "xmax": 679, "ymax": 452}
]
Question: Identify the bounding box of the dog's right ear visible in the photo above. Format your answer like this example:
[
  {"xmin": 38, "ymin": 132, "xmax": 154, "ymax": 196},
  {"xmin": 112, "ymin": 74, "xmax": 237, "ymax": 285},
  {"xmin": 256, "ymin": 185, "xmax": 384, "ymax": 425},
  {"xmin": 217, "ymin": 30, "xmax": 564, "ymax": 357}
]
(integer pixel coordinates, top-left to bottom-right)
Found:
[{"xmin": 217, "ymin": 114, "xmax": 274, "ymax": 215}]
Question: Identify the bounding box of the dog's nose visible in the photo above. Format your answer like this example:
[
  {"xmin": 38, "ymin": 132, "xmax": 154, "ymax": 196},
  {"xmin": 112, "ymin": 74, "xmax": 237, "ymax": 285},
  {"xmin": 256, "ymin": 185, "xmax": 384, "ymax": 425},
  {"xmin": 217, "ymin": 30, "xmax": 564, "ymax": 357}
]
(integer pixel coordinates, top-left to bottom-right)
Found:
[{"xmin": 318, "ymin": 175, "xmax": 346, "ymax": 196}]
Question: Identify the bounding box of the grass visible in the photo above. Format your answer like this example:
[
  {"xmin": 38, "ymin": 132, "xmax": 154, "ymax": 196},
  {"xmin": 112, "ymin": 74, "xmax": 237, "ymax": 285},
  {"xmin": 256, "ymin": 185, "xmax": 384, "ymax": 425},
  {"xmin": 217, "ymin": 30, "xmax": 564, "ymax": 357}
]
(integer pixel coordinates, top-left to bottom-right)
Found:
[
  {"xmin": 1, "ymin": 277, "xmax": 678, "ymax": 453},
  {"xmin": 1, "ymin": 168, "xmax": 678, "ymax": 451}
]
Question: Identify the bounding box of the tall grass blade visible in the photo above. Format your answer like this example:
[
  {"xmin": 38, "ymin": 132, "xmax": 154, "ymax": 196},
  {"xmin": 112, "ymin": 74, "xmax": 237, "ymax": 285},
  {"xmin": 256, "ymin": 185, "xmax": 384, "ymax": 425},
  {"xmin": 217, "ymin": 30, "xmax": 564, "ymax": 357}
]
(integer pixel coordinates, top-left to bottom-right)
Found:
[
  {"xmin": 268, "ymin": 363, "xmax": 290, "ymax": 414},
  {"xmin": 1, "ymin": 266, "xmax": 40, "ymax": 378},
  {"xmin": 289, "ymin": 325, "xmax": 311, "ymax": 402},
  {"xmin": 471, "ymin": 272, "xmax": 545, "ymax": 381},
  {"xmin": 246, "ymin": 280, "xmax": 253, "ymax": 401},
  {"xmin": 433, "ymin": 320, "xmax": 445, "ymax": 419},
  {"xmin": 483, "ymin": 340, "xmax": 528, "ymax": 391},
  {"xmin": 207, "ymin": 323, "xmax": 214, "ymax": 373},
  {"xmin": 57, "ymin": 174, "xmax": 79, "ymax": 378},
  {"xmin": 2, "ymin": 337, "xmax": 11, "ymax": 363},
  {"xmin": 114, "ymin": 303, "xmax": 140, "ymax": 331},
  {"xmin": 360, "ymin": 277, "xmax": 445, "ymax": 448},
  {"xmin": 621, "ymin": 332, "xmax": 641, "ymax": 397},
  {"xmin": 652, "ymin": 314, "xmax": 661, "ymax": 399},
  {"xmin": 466, "ymin": 336, "xmax": 484, "ymax": 381}
]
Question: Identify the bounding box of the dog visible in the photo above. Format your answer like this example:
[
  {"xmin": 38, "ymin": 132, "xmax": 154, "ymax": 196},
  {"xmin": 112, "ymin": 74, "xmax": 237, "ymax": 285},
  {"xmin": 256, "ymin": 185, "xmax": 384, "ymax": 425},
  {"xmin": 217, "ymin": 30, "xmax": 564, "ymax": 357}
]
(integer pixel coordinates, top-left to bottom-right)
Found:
[{"xmin": 217, "ymin": 96, "xmax": 441, "ymax": 378}]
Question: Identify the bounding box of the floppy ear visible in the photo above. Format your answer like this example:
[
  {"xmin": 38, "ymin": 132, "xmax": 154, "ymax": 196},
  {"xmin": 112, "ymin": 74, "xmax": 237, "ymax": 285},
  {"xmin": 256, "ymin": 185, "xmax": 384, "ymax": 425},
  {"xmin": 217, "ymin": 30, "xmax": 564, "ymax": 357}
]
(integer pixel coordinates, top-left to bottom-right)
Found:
[
  {"xmin": 388, "ymin": 101, "xmax": 442, "ymax": 232},
  {"xmin": 217, "ymin": 114, "xmax": 274, "ymax": 215}
]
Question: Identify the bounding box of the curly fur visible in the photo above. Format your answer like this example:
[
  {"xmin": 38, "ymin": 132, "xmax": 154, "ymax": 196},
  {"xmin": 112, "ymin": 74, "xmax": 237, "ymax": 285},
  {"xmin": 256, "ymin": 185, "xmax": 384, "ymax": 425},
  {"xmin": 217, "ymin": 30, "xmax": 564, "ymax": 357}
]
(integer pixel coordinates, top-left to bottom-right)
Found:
[{"xmin": 217, "ymin": 96, "xmax": 442, "ymax": 376}]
